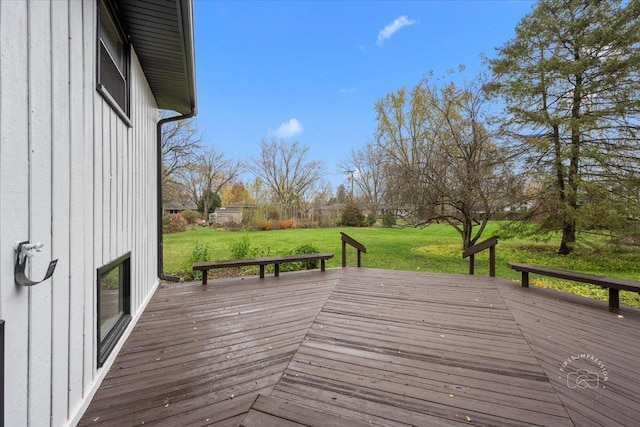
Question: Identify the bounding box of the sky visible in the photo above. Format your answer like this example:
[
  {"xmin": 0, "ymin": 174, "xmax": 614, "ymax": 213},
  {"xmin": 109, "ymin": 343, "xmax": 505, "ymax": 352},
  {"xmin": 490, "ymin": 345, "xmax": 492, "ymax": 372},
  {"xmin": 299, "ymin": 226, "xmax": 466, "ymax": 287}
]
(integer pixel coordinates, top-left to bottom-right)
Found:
[{"xmin": 193, "ymin": 0, "xmax": 536, "ymax": 188}]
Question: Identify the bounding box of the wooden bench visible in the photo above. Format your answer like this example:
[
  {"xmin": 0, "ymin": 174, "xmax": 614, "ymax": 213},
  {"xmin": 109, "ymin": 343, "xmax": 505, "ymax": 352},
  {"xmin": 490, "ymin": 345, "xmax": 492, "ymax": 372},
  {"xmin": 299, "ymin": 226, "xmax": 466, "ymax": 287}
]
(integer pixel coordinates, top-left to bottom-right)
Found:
[
  {"xmin": 508, "ymin": 262, "xmax": 640, "ymax": 311},
  {"xmin": 193, "ymin": 252, "xmax": 334, "ymax": 285}
]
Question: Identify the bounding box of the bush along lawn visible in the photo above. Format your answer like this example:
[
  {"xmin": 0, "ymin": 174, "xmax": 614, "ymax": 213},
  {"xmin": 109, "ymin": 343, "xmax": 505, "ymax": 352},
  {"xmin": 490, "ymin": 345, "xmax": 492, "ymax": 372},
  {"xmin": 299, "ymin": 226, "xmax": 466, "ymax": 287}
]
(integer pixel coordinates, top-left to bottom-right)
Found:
[{"xmin": 163, "ymin": 222, "xmax": 640, "ymax": 307}]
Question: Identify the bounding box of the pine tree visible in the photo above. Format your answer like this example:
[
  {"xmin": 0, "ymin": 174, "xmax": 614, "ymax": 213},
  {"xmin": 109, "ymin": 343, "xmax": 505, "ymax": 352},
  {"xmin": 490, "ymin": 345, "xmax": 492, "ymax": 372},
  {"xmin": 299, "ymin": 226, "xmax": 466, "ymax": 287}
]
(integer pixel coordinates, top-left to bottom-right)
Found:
[{"xmin": 488, "ymin": 0, "xmax": 640, "ymax": 254}]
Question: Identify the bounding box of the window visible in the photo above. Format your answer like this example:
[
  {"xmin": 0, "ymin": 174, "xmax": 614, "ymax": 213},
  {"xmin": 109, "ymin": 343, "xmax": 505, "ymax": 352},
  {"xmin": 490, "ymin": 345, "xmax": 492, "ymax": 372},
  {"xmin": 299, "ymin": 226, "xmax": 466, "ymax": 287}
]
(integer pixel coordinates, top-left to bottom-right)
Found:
[
  {"xmin": 97, "ymin": 252, "xmax": 131, "ymax": 367},
  {"xmin": 97, "ymin": 0, "xmax": 131, "ymax": 125}
]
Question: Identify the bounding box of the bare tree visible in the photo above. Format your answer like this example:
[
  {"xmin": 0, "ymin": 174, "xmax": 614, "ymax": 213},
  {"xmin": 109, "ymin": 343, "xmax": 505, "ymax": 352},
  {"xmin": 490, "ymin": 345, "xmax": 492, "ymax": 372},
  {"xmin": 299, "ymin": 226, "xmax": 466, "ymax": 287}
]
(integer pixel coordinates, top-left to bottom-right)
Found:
[
  {"xmin": 376, "ymin": 75, "xmax": 520, "ymax": 249},
  {"xmin": 248, "ymin": 139, "xmax": 324, "ymax": 219},
  {"xmin": 247, "ymin": 176, "xmax": 270, "ymax": 205},
  {"xmin": 161, "ymin": 113, "xmax": 203, "ymax": 179},
  {"xmin": 179, "ymin": 146, "xmax": 243, "ymax": 219},
  {"xmin": 297, "ymin": 179, "xmax": 331, "ymax": 219},
  {"xmin": 341, "ymin": 141, "xmax": 387, "ymax": 217}
]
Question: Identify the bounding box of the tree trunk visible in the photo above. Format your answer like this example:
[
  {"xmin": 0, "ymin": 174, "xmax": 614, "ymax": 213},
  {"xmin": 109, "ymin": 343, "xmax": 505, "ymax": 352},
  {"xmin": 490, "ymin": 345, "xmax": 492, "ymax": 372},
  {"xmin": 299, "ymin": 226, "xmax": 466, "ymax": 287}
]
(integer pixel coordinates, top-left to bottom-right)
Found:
[
  {"xmin": 559, "ymin": 68, "xmax": 582, "ymax": 255},
  {"xmin": 558, "ymin": 222, "xmax": 576, "ymax": 255},
  {"xmin": 462, "ymin": 216, "xmax": 473, "ymax": 250}
]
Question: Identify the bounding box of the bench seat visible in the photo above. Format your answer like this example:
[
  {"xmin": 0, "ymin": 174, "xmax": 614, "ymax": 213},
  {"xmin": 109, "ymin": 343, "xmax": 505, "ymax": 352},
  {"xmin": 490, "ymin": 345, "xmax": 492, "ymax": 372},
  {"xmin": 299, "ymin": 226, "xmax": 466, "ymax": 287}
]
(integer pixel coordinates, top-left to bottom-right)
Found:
[
  {"xmin": 508, "ymin": 262, "xmax": 640, "ymax": 311},
  {"xmin": 193, "ymin": 252, "xmax": 334, "ymax": 285}
]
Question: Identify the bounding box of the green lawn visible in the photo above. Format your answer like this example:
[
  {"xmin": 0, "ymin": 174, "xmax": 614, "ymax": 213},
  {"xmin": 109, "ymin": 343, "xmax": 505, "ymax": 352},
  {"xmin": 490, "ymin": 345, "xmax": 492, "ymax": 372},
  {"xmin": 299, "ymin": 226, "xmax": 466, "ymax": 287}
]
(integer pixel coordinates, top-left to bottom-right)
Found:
[{"xmin": 163, "ymin": 222, "xmax": 640, "ymax": 307}]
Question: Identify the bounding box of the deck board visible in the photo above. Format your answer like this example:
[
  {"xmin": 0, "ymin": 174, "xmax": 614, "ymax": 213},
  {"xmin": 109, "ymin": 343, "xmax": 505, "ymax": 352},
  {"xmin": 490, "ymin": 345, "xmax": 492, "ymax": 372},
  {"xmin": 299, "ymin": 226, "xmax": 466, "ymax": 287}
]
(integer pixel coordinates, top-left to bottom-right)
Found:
[
  {"xmin": 495, "ymin": 280, "xmax": 640, "ymax": 427},
  {"xmin": 80, "ymin": 270, "xmax": 342, "ymax": 426},
  {"xmin": 79, "ymin": 267, "xmax": 640, "ymax": 426},
  {"xmin": 270, "ymin": 270, "xmax": 572, "ymax": 426}
]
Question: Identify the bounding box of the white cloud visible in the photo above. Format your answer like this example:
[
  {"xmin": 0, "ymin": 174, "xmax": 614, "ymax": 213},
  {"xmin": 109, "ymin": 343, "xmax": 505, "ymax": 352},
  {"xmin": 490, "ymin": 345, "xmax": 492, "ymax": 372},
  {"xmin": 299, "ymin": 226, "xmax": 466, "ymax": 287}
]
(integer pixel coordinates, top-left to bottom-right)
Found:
[
  {"xmin": 376, "ymin": 15, "xmax": 415, "ymax": 46},
  {"xmin": 339, "ymin": 87, "xmax": 356, "ymax": 94},
  {"xmin": 274, "ymin": 118, "xmax": 303, "ymax": 138}
]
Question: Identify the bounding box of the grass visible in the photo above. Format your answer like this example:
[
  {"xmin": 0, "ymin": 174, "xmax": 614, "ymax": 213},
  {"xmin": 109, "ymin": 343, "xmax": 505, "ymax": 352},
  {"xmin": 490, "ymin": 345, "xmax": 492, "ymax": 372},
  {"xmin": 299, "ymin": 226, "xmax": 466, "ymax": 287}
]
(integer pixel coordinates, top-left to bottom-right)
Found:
[{"xmin": 163, "ymin": 222, "xmax": 640, "ymax": 307}]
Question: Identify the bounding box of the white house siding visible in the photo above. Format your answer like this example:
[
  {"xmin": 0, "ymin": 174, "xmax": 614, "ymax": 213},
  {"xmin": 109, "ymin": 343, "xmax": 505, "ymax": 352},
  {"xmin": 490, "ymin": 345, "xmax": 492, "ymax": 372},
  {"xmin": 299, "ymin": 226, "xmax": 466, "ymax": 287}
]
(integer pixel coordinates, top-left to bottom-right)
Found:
[{"xmin": 0, "ymin": 1, "xmax": 160, "ymax": 426}]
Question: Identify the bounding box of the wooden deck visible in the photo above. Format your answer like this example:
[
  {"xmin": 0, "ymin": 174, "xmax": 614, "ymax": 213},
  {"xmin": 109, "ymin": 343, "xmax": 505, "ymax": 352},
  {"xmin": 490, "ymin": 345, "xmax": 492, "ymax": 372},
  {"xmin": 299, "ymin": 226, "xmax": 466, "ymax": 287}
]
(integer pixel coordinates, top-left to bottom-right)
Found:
[{"xmin": 79, "ymin": 268, "xmax": 640, "ymax": 426}]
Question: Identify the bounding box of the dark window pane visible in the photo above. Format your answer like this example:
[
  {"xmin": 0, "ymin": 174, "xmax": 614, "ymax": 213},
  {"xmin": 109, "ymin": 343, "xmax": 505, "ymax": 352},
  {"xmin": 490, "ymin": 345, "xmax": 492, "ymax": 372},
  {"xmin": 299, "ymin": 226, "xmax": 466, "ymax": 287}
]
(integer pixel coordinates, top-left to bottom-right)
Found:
[
  {"xmin": 99, "ymin": 42, "xmax": 127, "ymax": 111},
  {"xmin": 99, "ymin": 1, "xmax": 124, "ymax": 70},
  {"xmin": 97, "ymin": 0, "xmax": 129, "ymax": 118},
  {"xmin": 97, "ymin": 253, "xmax": 131, "ymax": 366},
  {"xmin": 99, "ymin": 265, "xmax": 123, "ymax": 341}
]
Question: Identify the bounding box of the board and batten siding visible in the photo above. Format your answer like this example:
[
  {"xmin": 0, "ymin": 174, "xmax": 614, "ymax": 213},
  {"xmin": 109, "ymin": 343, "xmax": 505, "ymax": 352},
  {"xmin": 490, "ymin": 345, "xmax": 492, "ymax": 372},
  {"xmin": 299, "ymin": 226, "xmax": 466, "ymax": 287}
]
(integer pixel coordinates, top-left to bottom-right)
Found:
[{"xmin": 0, "ymin": 1, "xmax": 161, "ymax": 426}]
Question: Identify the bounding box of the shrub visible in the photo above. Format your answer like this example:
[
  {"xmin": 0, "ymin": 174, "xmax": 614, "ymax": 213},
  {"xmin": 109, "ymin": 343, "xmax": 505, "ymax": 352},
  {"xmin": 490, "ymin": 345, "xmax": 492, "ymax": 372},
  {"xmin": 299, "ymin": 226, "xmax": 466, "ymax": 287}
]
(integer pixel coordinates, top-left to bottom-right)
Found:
[
  {"xmin": 180, "ymin": 241, "xmax": 210, "ymax": 281},
  {"xmin": 257, "ymin": 220, "xmax": 272, "ymax": 231},
  {"xmin": 225, "ymin": 221, "xmax": 245, "ymax": 231},
  {"xmin": 294, "ymin": 219, "xmax": 314, "ymax": 229},
  {"xmin": 294, "ymin": 242, "xmax": 321, "ymax": 269},
  {"xmin": 277, "ymin": 242, "xmax": 321, "ymax": 272},
  {"xmin": 341, "ymin": 203, "xmax": 365, "ymax": 227},
  {"xmin": 364, "ymin": 214, "xmax": 377, "ymax": 227},
  {"xmin": 181, "ymin": 209, "xmax": 201, "ymax": 224},
  {"xmin": 318, "ymin": 217, "xmax": 339, "ymax": 228},
  {"xmin": 382, "ymin": 211, "xmax": 397, "ymax": 228},
  {"xmin": 229, "ymin": 234, "xmax": 256, "ymax": 259},
  {"xmin": 277, "ymin": 219, "xmax": 294, "ymax": 229},
  {"xmin": 163, "ymin": 214, "xmax": 188, "ymax": 233}
]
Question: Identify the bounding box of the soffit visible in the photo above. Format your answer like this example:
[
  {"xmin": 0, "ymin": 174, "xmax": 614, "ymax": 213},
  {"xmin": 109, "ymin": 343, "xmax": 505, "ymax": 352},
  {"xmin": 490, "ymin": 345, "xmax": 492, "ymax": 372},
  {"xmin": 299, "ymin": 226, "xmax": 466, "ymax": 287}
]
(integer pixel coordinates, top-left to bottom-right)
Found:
[{"xmin": 119, "ymin": 0, "xmax": 197, "ymax": 114}]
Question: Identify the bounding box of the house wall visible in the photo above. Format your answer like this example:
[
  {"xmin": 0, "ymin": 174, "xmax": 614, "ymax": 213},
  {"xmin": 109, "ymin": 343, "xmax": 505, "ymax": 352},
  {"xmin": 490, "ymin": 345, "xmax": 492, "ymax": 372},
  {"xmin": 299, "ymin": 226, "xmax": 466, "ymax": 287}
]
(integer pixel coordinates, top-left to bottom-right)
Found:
[{"xmin": 0, "ymin": 2, "xmax": 160, "ymax": 426}]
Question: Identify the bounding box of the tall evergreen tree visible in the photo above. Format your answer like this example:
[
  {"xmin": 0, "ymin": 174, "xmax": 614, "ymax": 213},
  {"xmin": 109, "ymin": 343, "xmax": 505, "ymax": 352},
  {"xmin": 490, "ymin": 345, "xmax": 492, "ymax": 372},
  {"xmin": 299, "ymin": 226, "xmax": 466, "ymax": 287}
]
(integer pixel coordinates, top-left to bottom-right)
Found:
[{"xmin": 488, "ymin": 0, "xmax": 640, "ymax": 254}]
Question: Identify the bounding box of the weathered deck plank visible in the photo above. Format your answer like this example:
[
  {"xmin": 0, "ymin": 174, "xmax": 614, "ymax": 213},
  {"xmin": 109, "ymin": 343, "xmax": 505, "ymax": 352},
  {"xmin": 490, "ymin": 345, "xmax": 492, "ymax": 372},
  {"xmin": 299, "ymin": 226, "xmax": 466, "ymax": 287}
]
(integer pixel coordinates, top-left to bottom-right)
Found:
[
  {"xmin": 79, "ymin": 270, "xmax": 343, "ymax": 426},
  {"xmin": 79, "ymin": 267, "xmax": 640, "ymax": 426},
  {"xmin": 270, "ymin": 270, "xmax": 572, "ymax": 426},
  {"xmin": 495, "ymin": 280, "xmax": 640, "ymax": 427},
  {"xmin": 241, "ymin": 395, "xmax": 371, "ymax": 427}
]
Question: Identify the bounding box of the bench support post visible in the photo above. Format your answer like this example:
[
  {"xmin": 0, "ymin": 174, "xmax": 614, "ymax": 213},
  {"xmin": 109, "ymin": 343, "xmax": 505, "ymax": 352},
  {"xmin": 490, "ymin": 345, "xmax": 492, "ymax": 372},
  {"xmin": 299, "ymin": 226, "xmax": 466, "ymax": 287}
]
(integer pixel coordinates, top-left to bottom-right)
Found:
[
  {"xmin": 609, "ymin": 288, "xmax": 619, "ymax": 311},
  {"xmin": 521, "ymin": 271, "xmax": 529, "ymax": 288},
  {"xmin": 357, "ymin": 250, "xmax": 362, "ymax": 268},
  {"xmin": 202, "ymin": 272, "xmax": 207, "ymax": 285},
  {"xmin": 274, "ymin": 263, "xmax": 280, "ymax": 277},
  {"xmin": 321, "ymin": 259, "xmax": 326, "ymax": 272},
  {"xmin": 489, "ymin": 246, "xmax": 496, "ymax": 277},
  {"xmin": 341, "ymin": 241, "xmax": 347, "ymax": 268},
  {"xmin": 259, "ymin": 265, "xmax": 265, "ymax": 279},
  {"xmin": 469, "ymin": 255, "xmax": 475, "ymax": 275}
]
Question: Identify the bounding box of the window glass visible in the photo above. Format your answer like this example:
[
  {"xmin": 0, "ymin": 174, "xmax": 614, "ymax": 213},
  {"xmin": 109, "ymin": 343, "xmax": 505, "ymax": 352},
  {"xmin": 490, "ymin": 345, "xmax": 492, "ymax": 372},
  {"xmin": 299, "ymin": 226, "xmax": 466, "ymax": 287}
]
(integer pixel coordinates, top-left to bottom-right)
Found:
[
  {"xmin": 97, "ymin": 253, "xmax": 131, "ymax": 366},
  {"xmin": 99, "ymin": 1, "xmax": 124, "ymax": 72},
  {"xmin": 99, "ymin": 264, "xmax": 123, "ymax": 340},
  {"xmin": 97, "ymin": 0, "xmax": 130, "ymax": 121}
]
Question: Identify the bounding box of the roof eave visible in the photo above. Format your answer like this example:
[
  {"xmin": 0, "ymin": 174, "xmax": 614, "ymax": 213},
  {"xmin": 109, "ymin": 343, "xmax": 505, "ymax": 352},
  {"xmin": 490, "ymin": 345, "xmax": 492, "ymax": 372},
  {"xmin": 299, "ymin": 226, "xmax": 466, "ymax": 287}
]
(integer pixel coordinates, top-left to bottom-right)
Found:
[{"xmin": 119, "ymin": 0, "xmax": 197, "ymax": 115}]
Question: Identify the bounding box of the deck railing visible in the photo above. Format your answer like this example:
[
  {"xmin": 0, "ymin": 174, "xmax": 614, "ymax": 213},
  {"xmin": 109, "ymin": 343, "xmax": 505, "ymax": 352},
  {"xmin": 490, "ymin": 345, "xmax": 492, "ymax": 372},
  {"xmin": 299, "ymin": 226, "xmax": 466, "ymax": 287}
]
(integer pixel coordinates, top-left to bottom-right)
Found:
[
  {"xmin": 340, "ymin": 232, "xmax": 366, "ymax": 267},
  {"xmin": 462, "ymin": 236, "xmax": 498, "ymax": 277}
]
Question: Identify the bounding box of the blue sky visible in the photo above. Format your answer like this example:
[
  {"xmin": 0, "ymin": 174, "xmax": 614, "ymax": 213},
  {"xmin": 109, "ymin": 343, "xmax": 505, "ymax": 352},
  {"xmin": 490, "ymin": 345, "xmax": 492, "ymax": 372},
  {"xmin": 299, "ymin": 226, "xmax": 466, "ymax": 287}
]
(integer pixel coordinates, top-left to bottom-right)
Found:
[{"xmin": 193, "ymin": 0, "xmax": 535, "ymax": 188}]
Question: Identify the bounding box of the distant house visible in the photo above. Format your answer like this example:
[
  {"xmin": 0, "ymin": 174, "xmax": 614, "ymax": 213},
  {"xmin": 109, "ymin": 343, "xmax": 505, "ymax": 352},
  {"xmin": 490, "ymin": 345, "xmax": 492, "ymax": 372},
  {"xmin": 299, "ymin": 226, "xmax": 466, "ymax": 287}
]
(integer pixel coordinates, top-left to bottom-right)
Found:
[
  {"xmin": 163, "ymin": 201, "xmax": 198, "ymax": 216},
  {"xmin": 210, "ymin": 203, "xmax": 256, "ymax": 225},
  {"xmin": 0, "ymin": 1, "xmax": 196, "ymax": 425}
]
